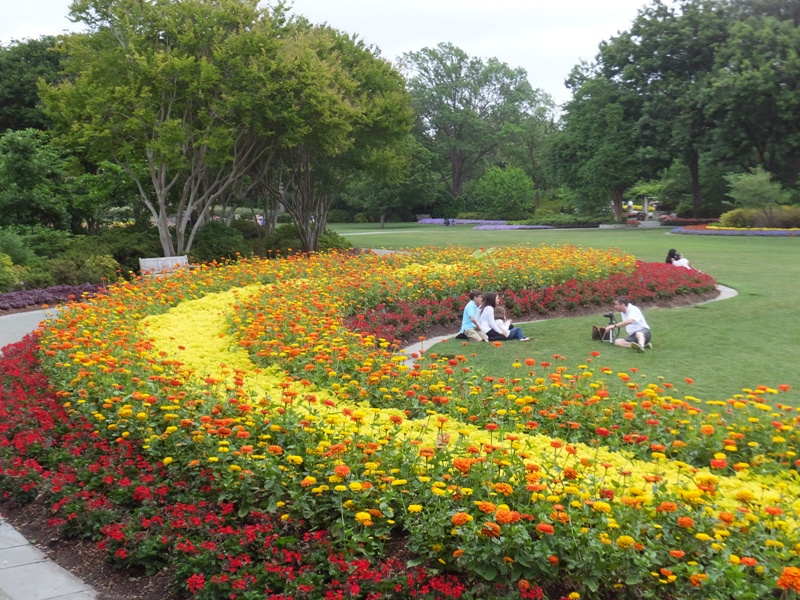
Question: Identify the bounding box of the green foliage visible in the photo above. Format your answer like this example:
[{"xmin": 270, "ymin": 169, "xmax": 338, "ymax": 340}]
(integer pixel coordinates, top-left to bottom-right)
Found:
[
  {"xmin": 725, "ymin": 167, "xmax": 793, "ymax": 227},
  {"xmin": 263, "ymin": 224, "xmax": 352, "ymax": 256},
  {"xmin": 0, "ymin": 36, "xmax": 61, "ymax": 131},
  {"xmin": 189, "ymin": 221, "xmax": 249, "ymax": 263},
  {"xmin": 327, "ymin": 209, "xmax": 355, "ymax": 223},
  {"xmin": 0, "ymin": 129, "xmax": 72, "ymax": 228},
  {"xmin": 518, "ymin": 214, "xmax": 614, "ymax": 228},
  {"xmin": 0, "ymin": 253, "xmax": 23, "ymax": 292},
  {"xmin": 0, "ymin": 229, "xmax": 36, "ymax": 265},
  {"xmin": 9, "ymin": 224, "xmax": 74, "ymax": 259},
  {"xmin": 469, "ymin": 166, "xmax": 534, "ymax": 219},
  {"xmin": 400, "ymin": 43, "xmax": 551, "ymax": 199},
  {"xmin": 720, "ymin": 206, "xmax": 800, "ymax": 229},
  {"xmin": 80, "ymin": 254, "xmax": 121, "ymax": 283},
  {"xmin": 228, "ymin": 218, "xmax": 262, "ymax": 241},
  {"xmin": 65, "ymin": 225, "xmax": 162, "ymax": 275}
]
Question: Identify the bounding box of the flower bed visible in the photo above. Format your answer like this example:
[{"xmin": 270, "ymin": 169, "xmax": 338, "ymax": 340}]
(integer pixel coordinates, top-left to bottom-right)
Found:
[
  {"xmin": 2, "ymin": 246, "xmax": 799, "ymax": 600},
  {"xmin": 672, "ymin": 224, "xmax": 800, "ymax": 237}
]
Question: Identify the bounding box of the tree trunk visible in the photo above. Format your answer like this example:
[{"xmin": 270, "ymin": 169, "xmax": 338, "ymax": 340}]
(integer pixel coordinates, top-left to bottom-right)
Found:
[
  {"xmin": 687, "ymin": 150, "xmax": 702, "ymax": 218},
  {"xmin": 611, "ymin": 186, "xmax": 625, "ymax": 223}
]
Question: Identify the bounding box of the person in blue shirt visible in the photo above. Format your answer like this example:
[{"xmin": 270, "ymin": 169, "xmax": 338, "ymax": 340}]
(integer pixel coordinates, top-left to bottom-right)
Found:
[{"xmin": 455, "ymin": 290, "xmax": 489, "ymax": 341}]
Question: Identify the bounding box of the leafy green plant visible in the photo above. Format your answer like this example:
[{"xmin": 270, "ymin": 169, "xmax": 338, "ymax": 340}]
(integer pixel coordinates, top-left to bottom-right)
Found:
[{"xmin": 725, "ymin": 167, "xmax": 793, "ymax": 227}]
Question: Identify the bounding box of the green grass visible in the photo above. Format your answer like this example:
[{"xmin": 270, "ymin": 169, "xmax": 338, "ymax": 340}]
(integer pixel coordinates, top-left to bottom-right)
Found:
[{"xmin": 330, "ymin": 223, "xmax": 800, "ymax": 402}]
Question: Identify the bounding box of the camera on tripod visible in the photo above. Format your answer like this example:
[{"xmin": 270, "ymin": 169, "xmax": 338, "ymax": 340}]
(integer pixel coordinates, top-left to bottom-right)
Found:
[{"xmin": 590, "ymin": 311, "xmax": 617, "ymax": 343}]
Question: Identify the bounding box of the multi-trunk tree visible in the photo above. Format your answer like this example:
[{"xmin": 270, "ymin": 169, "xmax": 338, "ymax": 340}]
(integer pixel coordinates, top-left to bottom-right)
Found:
[{"xmin": 41, "ymin": 0, "xmax": 411, "ymax": 255}]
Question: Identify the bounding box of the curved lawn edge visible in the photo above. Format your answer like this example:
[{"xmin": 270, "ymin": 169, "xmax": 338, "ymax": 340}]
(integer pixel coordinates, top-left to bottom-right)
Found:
[{"xmin": 403, "ymin": 284, "xmax": 737, "ymax": 359}]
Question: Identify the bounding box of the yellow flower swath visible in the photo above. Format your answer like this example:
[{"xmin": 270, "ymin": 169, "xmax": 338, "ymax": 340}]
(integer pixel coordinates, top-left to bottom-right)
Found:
[{"xmin": 37, "ymin": 246, "xmax": 800, "ymax": 599}]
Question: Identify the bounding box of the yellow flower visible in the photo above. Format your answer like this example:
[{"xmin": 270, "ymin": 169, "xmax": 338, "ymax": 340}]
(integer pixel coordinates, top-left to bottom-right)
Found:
[
  {"xmin": 162, "ymin": 457, "xmax": 173, "ymax": 466},
  {"xmin": 408, "ymin": 504, "xmax": 423, "ymax": 513}
]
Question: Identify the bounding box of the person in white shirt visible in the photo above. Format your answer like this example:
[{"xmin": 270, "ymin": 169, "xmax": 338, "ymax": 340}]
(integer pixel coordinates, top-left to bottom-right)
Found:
[
  {"xmin": 478, "ymin": 292, "xmax": 530, "ymax": 342},
  {"xmin": 605, "ymin": 296, "xmax": 651, "ymax": 352}
]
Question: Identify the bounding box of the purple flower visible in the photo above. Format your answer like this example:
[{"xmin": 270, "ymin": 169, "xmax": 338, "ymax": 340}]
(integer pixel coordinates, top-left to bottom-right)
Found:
[{"xmin": 473, "ymin": 224, "xmax": 553, "ymax": 230}]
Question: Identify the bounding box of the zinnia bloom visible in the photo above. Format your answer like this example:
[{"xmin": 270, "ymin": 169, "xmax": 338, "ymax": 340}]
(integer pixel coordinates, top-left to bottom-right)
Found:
[
  {"xmin": 536, "ymin": 522, "xmax": 555, "ymax": 535},
  {"xmin": 451, "ymin": 512, "xmax": 473, "ymax": 526}
]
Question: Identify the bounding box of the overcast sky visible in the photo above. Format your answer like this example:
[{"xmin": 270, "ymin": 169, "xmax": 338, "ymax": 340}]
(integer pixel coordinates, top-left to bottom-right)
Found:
[{"xmin": 2, "ymin": 0, "xmax": 648, "ymax": 105}]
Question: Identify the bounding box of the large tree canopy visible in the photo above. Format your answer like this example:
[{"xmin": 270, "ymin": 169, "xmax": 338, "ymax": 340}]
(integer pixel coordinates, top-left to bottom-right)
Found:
[
  {"xmin": 400, "ymin": 43, "xmax": 550, "ymax": 200},
  {"xmin": 41, "ymin": 0, "xmax": 411, "ymax": 255},
  {"xmin": 0, "ymin": 36, "xmax": 62, "ymax": 132}
]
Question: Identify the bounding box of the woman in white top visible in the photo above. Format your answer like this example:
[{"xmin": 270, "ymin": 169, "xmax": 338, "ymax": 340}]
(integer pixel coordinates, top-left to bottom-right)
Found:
[{"xmin": 478, "ymin": 292, "xmax": 530, "ymax": 341}]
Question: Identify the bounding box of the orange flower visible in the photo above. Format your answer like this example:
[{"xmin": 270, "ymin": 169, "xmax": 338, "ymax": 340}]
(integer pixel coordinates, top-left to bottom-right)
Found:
[
  {"xmin": 718, "ymin": 511, "xmax": 735, "ymax": 524},
  {"xmin": 536, "ymin": 522, "xmax": 555, "ymax": 535},
  {"xmin": 495, "ymin": 509, "xmax": 520, "ymax": 525},
  {"xmin": 700, "ymin": 425, "xmax": 715, "ymax": 435},
  {"xmin": 453, "ymin": 457, "xmax": 473, "ymax": 474},
  {"xmin": 492, "ymin": 341, "xmax": 503, "ymax": 347},
  {"xmin": 480, "ymin": 522, "xmax": 501, "ymax": 537},
  {"xmin": 547, "ymin": 555, "xmax": 559, "ymax": 565},
  {"xmin": 669, "ymin": 550, "xmax": 685, "ymax": 559},
  {"xmin": 333, "ymin": 464, "xmax": 351, "ymax": 477},
  {"xmin": 656, "ymin": 502, "xmax": 678, "ymax": 513},
  {"xmin": 477, "ymin": 501, "xmax": 496, "ymax": 514},
  {"xmin": 777, "ymin": 566, "xmax": 800, "ymax": 591},
  {"xmin": 740, "ymin": 557, "xmax": 758, "ymax": 567},
  {"xmin": 494, "ymin": 482, "xmax": 514, "ymax": 496},
  {"xmin": 451, "ymin": 512, "xmax": 473, "ymax": 526},
  {"xmin": 677, "ymin": 516, "xmax": 694, "ymax": 529},
  {"xmin": 453, "ymin": 549, "xmax": 464, "ymax": 558}
]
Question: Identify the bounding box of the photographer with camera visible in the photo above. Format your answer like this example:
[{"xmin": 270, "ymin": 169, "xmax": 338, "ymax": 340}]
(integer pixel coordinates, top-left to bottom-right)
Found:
[{"xmin": 605, "ymin": 296, "xmax": 652, "ymax": 353}]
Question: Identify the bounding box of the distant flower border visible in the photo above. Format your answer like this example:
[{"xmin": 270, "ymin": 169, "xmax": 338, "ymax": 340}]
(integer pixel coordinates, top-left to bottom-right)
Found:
[
  {"xmin": 473, "ymin": 224, "xmax": 553, "ymax": 230},
  {"xmin": 672, "ymin": 224, "xmax": 800, "ymax": 237}
]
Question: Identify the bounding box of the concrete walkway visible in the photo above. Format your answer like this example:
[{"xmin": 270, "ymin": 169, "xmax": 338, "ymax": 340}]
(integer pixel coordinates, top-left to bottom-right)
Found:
[
  {"xmin": 0, "ymin": 309, "xmax": 98, "ymax": 600},
  {"xmin": 0, "ymin": 284, "xmax": 737, "ymax": 600}
]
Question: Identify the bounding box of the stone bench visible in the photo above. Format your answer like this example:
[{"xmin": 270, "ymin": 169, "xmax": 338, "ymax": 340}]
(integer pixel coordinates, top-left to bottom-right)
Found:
[{"xmin": 138, "ymin": 255, "xmax": 194, "ymax": 277}]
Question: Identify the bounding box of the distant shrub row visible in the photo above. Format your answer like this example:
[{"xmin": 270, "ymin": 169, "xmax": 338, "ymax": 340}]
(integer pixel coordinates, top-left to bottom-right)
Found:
[{"xmin": 0, "ymin": 222, "xmax": 352, "ymax": 294}]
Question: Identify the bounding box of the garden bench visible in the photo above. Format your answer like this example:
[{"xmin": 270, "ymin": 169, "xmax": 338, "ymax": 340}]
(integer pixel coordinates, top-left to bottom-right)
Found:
[{"xmin": 138, "ymin": 255, "xmax": 194, "ymax": 277}]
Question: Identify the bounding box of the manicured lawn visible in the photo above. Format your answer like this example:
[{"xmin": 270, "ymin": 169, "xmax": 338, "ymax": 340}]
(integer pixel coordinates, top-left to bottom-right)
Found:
[{"xmin": 332, "ymin": 223, "xmax": 800, "ymax": 402}]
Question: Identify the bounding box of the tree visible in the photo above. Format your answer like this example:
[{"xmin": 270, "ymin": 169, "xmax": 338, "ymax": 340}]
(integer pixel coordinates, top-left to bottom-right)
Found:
[
  {"xmin": 0, "ymin": 36, "xmax": 62, "ymax": 132},
  {"xmin": 594, "ymin": 0, "xmax": 730, "ymax": 217},
  {"xmin": 703, "ymin": 15, "xmax": 800, "ymax": 187},
  {"xmin": 400, "ymin": 43, "xmax": 549, "ymax": 199},
  {"xmin": 42, "ymin": 0, "xmax": 289, "ymax": 256},
  {"xmin": 470, "ymin": 166, "xmax": 534, "ymax": 219},
  {"xmin": 725, "ymin": 166, "xmax": 792, "ymax": 227},
  {"xmin": 265, "ymin": 23, "xmax": 412, "ymax": 251},
  {"xmin": 339, "ymin": 135, "xmax": 439, "ymax": 227},
  {"xmin": 0, "ymin": 129, "xmax": 71, "ymax": 228},
  {"xmin": 554, "ymin": 69, "xmax": 643, "ymax": 221}
]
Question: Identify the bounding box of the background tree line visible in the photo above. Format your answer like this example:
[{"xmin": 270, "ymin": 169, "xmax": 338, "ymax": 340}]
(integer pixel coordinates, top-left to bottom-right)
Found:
[{"xmin": 1, "ymin": 0, "xmax": 799, "ymax": 290}]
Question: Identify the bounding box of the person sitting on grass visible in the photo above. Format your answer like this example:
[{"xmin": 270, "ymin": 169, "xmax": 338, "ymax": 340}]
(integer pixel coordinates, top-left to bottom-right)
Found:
[
  {"xmin": 478, "ymin": 292, "xmax": 530, "ymax": 342},
  {"xmin": 455, "ymin": 290, "xmax": 489, "ymax": 342},
  {"xmin": 605, "ymin": 296, "xmax": 652, "ymax": 352}
]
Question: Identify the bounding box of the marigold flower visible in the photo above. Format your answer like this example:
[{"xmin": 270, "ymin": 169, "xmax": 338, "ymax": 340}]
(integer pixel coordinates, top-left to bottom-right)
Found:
[
  {"xmin": 548, "ymin": 555, "xmax": 559, "ymax": 565},
  {"xmin": 451, "ymin": 512, "xmax": 473, "ymax": 526},
  {"xmin": 453, "ymin": 457, "xmax": 473, "ymax": 474},
  {"xmin": 677, "ymin": 516, "xmax": 694, "ymax": 529},
  {"xmin": 495, "ymin": 509, "xmax": 520, "ymax": 524},
  {"xmin": 407, "ymin": 504, "xmax": 423, "ymax": 513},
  {"xmin": 494, "ymin": 482, "xmax": 514, "ymax": 496},
  {"xmin": 669, "ymin": 550, "xmax": 685, "ymax": 559},
  {"xmin": 480, "ymin": 522, "xmax": 501, "ymax": 537},
  {"xmin": 656, "ymin": 502, "xmax": 677, "ymax": 513}
]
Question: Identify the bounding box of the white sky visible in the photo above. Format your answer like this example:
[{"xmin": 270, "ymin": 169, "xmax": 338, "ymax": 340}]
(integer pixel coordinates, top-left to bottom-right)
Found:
[{"xmin": 1, "ymin": 0, "xmax": 648, "ymax": 105}]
